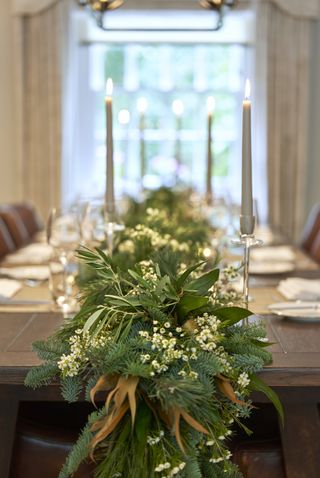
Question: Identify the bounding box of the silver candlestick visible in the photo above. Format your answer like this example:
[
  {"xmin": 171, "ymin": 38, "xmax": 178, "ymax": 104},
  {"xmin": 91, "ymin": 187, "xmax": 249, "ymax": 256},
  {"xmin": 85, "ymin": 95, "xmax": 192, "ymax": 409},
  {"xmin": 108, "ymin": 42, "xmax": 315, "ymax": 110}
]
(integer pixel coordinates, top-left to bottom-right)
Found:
[
  {"xmin": 232, "ymin": 232, "xmax": 263, "ymax": 324},
  {"xmin": 104, "ymin": 208, "xmax": 125, "ymax": 257}
]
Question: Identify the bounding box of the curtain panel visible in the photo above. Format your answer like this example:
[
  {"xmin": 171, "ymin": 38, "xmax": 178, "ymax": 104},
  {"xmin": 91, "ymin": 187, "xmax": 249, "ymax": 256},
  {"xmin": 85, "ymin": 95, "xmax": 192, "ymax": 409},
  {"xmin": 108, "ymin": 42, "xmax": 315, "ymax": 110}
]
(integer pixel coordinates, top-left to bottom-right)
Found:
[
  {"xmin": 19, "ymin": 3, "xmax": 62, "ymax": 219},
  {"xmin": 255, "ymin": 0, "xmax": 315, "ymax": 241}
]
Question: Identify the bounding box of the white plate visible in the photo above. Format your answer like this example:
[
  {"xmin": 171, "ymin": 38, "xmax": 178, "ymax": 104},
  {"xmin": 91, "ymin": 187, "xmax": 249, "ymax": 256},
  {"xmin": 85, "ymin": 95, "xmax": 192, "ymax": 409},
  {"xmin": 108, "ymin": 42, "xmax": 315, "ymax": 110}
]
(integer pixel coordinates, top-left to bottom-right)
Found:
[
  {"xmin": 249, "ymin": 261, "xmax": 295, "ymax": 275},
  {"xmin": 268, "ymin": 301, "xmax": 320, "ymax": 321}
]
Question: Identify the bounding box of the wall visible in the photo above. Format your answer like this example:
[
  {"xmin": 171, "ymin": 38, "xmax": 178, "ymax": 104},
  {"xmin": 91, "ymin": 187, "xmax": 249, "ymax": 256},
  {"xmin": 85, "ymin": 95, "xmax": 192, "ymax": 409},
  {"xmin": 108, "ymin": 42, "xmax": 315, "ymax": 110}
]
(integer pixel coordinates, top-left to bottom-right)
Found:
[
  {"xmin": 0, "ymin": 2, "xmax": 22, "ymax": 204},
  {"xmin": 306, "ymin": 17, "xmax": 320, "ymax": 221}
]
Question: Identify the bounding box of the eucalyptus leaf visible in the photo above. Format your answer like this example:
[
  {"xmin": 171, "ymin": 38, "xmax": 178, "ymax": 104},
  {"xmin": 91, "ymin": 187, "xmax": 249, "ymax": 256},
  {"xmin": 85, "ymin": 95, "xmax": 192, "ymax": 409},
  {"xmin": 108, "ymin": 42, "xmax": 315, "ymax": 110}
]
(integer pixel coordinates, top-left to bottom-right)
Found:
[{"xmin": 83, "ymin": 308, "xmax": 105, "ymax": 333}]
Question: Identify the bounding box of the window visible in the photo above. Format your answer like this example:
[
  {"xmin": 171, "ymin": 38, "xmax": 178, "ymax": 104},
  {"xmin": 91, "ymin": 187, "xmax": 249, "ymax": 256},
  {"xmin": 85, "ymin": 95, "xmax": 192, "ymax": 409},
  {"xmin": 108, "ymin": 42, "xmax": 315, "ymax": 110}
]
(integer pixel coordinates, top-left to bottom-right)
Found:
[{"xmin": 70, "ymin": 10, "xmax": 254, "ymax": 205}]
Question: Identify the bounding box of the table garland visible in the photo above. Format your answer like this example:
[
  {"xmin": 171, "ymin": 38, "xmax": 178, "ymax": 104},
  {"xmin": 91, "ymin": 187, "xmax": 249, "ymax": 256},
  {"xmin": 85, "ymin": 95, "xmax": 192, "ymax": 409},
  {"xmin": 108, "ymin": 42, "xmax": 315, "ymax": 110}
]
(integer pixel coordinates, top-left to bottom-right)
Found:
[{"xmin": 25, "ymin": 189, "xmax": 282, "ymax": 478}]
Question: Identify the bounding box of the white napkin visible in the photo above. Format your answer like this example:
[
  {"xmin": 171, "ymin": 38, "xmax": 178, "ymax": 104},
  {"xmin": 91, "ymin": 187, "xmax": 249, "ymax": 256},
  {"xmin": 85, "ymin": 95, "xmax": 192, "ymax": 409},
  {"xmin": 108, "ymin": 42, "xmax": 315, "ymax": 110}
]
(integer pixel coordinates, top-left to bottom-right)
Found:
[
  {"xmin": 251, "ymin": 246, "xmax": 295, "ymax": 263},
  {"xmin": 0, "ymin": 266, "xmax": 49, "ymax": 281},
  {"xmin": 277, "ymin": 278, "xmax": 320, "ymax": 301},
  {"xmin": 0, "ymin": 279, "xmax": 22, "ymax": 298},
  {"xmin": 5, "ymin": 243, "xmax": 53, "ymax": 265}
]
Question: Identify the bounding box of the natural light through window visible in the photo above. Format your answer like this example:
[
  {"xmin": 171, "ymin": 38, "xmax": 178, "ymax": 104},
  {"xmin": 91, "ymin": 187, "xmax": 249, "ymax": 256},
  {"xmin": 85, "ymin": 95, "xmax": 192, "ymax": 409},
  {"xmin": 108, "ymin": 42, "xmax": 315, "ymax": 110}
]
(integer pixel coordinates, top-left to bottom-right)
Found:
[{"xmin": 73, "ymin": 10, "xmax": 253, "ymax": 204}]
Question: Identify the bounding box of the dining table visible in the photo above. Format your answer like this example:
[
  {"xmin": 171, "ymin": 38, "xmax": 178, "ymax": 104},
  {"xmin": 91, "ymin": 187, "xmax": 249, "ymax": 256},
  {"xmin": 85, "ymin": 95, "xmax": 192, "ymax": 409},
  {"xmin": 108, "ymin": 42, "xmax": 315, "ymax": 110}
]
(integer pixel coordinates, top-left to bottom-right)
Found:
[{"xmin": 0, "ymin": 246, "xmax": 319, "ymax": 478}]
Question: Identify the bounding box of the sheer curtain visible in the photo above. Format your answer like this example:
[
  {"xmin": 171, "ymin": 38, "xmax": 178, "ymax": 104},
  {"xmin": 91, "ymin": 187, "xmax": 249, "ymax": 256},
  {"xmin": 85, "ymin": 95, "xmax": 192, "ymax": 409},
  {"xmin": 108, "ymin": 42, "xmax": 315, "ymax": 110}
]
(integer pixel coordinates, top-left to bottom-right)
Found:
[{"xmin": 254, "ymin": 0, "xmax": 319, "ymax": 241}]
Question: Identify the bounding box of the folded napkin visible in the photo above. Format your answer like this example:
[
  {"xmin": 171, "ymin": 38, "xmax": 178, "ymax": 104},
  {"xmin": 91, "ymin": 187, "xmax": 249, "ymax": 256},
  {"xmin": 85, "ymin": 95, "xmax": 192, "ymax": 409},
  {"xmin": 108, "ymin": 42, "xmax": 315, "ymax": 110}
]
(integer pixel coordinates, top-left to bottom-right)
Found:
[
  {"xmin": 0, "ymin": 266, "xmax": 49, "ymax": 281},
  {"xmin": 278, "ymin": 278, "xmax": 320, "ymax": 301},
  {"xmin": 5, "ymin": 243, "xmax": 53, "ymax": 265},
  {"xmin": 0, "ymin": 278, "xmax": 22, "ymax": 298},
  {"xmin": 251, "ymin": 246, "xmax": 295, "ymax": 263},
  {"xmin": 254, "ymin": 225, "xmax": 275, "ymax": 246}
]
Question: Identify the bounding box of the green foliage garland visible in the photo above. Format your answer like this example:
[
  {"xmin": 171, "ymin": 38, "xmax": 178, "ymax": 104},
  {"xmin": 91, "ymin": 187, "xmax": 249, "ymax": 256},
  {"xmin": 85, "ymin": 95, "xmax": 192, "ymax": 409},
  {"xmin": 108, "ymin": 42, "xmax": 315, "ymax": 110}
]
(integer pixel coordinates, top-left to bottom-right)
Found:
[{"xmin": 26, "ymin": 246, "xmax": 282, "ymax": 478}]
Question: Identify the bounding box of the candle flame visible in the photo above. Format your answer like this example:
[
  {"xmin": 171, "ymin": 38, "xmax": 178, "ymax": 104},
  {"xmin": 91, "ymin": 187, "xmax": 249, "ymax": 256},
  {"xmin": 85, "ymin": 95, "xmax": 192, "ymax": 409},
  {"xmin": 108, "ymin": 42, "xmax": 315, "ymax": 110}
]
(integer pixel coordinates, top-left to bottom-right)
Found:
[
  {"xmin": 207, "ymin": 96, "xmax": 215, "ymax": 114},
  {"xmin": 137, "ymin": 97, "xmax": 148, "ymax": 113},
  {"xmin": 118, "ymin": 109, "xmax": 130, "ymax": 125},
  {"xmin": 106, "ymin": 78, "xmax": 113, "ymax": 97},
  {"xmin": 244, "ymin": 79, "xmax": 251, "ymax": 100},
  {"xmin": 172, "ymin": 99, "xmax": 184, "ymax": 117}
]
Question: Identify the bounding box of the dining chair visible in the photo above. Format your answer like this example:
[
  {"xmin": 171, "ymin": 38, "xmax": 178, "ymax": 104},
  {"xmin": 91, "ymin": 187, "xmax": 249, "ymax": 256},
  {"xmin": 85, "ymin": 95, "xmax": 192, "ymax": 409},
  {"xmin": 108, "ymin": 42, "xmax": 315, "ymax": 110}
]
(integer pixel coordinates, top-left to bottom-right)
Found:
[
  {"xmin": 0, "ymin": 205, "xmax": 30, "ymax": 248},
  {"xmin": 307, "ymin": 229, "xmax": 320, "ymax": 263},
  {"xmin": 300, "ymin": 202, "xmax": 320, "ymax": 257},
  {"xmin": 0, "ymin": 217, "xmax": 16, "ymax": 259},
  {"xmin": 13, "ymin": 203, "xmax": 43, "ymax": 238}
]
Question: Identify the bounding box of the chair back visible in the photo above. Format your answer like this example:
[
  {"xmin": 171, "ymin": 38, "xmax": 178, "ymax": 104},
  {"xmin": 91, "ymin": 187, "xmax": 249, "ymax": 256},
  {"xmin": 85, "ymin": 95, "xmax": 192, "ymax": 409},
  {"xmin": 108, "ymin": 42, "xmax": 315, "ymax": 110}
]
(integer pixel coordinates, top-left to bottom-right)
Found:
[
  {"xmin": 0, "ymin": 205, "xmax": 30, "ymax": 248},
  {"xmin": 300, "ymin": 203, "xmax": 320, "ymax": 256},
  {"xmin": 0, "ymin": 217, "xmax": 16, "ymax": 259},
  {"xmin": 13, "ymin": 203, "xmax": 43, "ymax": 238}
]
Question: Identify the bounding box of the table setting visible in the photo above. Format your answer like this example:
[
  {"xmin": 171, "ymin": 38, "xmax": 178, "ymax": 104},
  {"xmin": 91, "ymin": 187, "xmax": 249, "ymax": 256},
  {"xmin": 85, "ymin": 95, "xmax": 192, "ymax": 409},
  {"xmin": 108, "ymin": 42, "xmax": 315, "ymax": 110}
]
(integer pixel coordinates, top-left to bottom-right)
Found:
[{"xmin": 0, "ymin": 75, "xmax": 319, "ymax": 478}]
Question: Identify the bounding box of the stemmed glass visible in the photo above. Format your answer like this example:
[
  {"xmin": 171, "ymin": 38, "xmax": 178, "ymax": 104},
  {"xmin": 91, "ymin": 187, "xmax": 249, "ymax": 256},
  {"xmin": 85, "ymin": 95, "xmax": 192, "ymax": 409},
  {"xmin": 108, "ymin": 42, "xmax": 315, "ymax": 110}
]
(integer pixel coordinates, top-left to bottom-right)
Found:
[{"xmin": 47, "ymin": 207, "xmax": 81, "ymax": 316}]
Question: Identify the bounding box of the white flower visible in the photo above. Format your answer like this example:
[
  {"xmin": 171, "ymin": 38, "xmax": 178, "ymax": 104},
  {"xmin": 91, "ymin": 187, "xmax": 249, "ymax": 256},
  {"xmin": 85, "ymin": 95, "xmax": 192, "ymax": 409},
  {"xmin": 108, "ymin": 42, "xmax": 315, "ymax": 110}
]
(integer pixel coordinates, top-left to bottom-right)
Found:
[{"xmin": 237, "ymin": 372, "xmax": 250, "ymax": 388}]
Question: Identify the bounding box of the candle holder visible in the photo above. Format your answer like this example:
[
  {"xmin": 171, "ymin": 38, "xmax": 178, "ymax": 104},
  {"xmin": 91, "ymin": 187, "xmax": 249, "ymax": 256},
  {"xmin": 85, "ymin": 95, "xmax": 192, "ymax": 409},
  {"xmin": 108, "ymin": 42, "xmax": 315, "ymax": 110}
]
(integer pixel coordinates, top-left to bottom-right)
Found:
[
  {"xmin": 104, "ymin": 208, "xmax": 125, "ymax": 257},
  {"xmin": 231, "ymin": 233, "xmax": 263, "ymax": 324}
]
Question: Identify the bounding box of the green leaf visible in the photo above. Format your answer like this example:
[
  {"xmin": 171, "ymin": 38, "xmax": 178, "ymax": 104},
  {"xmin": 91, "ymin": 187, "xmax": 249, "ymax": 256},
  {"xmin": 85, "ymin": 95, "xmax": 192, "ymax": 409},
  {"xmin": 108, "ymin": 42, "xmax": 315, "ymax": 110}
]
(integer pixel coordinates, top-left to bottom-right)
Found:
[
  {"xmin": 177, "ymin": 261, "xmax": 206, "ymax": 288},
  {"xmin": 186, "ymin": 269, "xmax": 219, "ymax": 295},
  {"xmin": 249, "ymin": 374, "xmax": 284, "ymax": 425},
  {"xmin": 215, "ymin": 306, "xmax": 252, "ymax": 326},
  {"xmin": 83, "ymin": 308, "xmax": 105, "ymax": 333},
  {"xmin": 128, "ymin": 269, "xmax": 151, "ymax": 289},
  {"xmin": 176, "ymin": 294, "xmax": 208, "ymax": 319}
]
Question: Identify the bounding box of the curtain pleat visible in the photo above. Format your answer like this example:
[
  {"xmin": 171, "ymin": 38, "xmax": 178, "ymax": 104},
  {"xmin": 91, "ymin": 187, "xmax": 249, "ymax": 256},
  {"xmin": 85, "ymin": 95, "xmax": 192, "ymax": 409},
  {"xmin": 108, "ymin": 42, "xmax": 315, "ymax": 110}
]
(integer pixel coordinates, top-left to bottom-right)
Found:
[
  {"xmin": 257, "ymin": 1, "xmax": 311, "ymax": 241},
  {"xmin": 22, "ymin": 2, "xmax": 62, "ymax": 220}
]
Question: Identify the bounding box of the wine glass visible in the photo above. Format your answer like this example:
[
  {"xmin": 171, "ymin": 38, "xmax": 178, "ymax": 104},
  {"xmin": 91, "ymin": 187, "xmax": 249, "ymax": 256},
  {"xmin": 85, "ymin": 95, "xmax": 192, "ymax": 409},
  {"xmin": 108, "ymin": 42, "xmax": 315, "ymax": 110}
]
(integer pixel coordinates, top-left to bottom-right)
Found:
[{"xmin": 47, "ymin": 207, "xmax": 81, "ymax": 316}]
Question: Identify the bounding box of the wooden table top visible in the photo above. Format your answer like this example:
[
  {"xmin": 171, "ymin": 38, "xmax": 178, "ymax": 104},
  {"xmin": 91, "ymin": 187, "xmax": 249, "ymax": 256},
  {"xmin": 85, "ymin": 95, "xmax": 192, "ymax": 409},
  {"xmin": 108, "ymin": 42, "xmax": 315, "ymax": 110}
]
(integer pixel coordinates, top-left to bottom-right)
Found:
[{"xmin": 0, "ymin": 246, "xmax": 319, "ymax": 387}]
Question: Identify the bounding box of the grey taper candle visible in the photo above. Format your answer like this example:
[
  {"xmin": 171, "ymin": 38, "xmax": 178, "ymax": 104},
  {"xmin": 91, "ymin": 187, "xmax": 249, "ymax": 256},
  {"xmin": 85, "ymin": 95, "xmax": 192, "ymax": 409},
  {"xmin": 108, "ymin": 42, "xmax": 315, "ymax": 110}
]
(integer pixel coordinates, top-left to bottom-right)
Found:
[
  {"xmin": 240, "ymin": 79, "xmax": 255, "ymax": 235},
  {"xmin": 105, "ymin": 78, "xmax": 115, "ymax": 217},
  {"xmin": 206, "ymin": 96, "xmax": 215, "ymax": 205}
]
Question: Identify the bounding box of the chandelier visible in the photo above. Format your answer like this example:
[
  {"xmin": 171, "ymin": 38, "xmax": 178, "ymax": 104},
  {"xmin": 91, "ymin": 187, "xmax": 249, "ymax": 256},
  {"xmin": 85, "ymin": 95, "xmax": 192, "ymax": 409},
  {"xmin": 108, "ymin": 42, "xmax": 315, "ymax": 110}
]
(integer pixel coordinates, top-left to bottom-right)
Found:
[{"xmin": 77, "ymin": 0, "xmax": 238, "ymax": 31}]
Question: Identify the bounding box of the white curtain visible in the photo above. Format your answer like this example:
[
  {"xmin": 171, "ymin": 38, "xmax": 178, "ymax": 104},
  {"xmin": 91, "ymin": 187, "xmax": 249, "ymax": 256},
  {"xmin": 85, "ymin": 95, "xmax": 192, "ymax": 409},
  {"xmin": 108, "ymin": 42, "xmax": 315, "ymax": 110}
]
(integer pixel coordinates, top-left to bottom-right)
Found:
[{"xmin": 255, "ymin": 0, "xmax": 319, "ymax": 241}]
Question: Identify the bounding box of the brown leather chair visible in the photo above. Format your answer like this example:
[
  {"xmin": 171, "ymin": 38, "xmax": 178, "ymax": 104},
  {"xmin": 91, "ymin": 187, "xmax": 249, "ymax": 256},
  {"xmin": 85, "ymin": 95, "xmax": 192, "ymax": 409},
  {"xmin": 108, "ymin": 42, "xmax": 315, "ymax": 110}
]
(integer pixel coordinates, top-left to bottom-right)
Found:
[
  {"xmin": 233, "ymin": 439, "xmax": 285, "ymax": 478},
  {"xmin": 10, "ymin": 418, "xmax": 94, "ymax": 478},
  {"xmin": 0, "ymin": 217, "xmax": 16, "ymax": 259},
  {"xmin": 0, "ymin": 206, "xmax": 30, "ymax": 248},
  {"xmin": 13, "ymin": 203, "xmax": 43, "ymax": 239},
  {"xmin": 301, "ymin": 203, "xmax": 320, "ymax": 258}
]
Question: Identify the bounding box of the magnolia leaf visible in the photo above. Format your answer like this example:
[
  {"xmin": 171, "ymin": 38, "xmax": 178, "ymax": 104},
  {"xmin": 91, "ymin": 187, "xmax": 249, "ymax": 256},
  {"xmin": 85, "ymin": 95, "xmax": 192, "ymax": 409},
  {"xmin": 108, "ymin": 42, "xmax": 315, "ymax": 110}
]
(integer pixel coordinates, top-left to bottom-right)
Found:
[
  {"xmin": 186, "ymin": 269, "xmax": 219, "ymax": 296},
  {"xmin": 214, "ymin": 306, "xmax": 252, "ymax": 326},
  {"xmin": 249, "ymin": 374, "xmax": 284, "ymax": 425},
  {"xmin": 176, "ymin": 295, "xmax": 208, "ymax": 319},
  {"xmin": 83, "ymin": 308, "xmax": 105, "ymax": 333}
]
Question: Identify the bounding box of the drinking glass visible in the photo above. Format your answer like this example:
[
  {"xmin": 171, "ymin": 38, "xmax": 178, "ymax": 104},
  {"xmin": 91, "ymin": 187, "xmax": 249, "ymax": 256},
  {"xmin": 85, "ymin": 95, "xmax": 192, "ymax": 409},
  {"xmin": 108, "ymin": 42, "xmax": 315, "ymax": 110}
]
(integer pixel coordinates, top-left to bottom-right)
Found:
[{"xmin": 47, "ymin": 208, "xmax": 81, "ymax": 315}]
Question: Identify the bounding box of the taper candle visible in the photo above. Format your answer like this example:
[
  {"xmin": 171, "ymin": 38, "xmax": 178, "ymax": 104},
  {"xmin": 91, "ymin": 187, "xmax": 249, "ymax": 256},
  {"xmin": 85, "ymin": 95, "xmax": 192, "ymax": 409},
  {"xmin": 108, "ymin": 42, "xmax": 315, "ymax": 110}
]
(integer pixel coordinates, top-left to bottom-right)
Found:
[
  {"xmin": 240, "ymin": 79, "xmax": 255, "ymax": 235},
  {"xmin": 105, "ymin": 78, "xmax": 115, "ymax": 216},
  {"xmin": 172, "ymin": 99, "xmax": 184, "ymax": 177},
  {"xmin": 137, "ymin": 97, "xmax": 148, "ymax": 185},
  {"xmin": 206, "ymin": 96, "xmax": 215, "ymax": 204}
]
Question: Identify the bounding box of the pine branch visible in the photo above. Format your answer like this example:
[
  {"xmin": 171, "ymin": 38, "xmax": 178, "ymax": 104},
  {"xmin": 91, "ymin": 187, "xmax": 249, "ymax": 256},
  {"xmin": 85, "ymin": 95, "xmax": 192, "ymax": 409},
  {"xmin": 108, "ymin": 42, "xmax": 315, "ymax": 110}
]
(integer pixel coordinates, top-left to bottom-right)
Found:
[
  {"xmin": 59, "ymin": 409, "xmax": 105, "ymax": 478},
  {"xmin": 24, "ymin": 363, "xmax": 59, "ymax": 389},
  {"xmin": 32, "ymin": 338, "xmax": 68, "ymax": 361},
  {"xmin": 61, "ymin": 376, "xmax": 83, "ymax": 403}
]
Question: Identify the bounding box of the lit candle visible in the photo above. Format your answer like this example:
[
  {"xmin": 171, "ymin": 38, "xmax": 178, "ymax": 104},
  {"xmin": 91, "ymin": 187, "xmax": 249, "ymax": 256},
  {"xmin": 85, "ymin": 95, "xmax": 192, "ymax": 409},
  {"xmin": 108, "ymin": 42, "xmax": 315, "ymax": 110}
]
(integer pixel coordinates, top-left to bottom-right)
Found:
[
  {"xmin": 172, "ymin": 99, "xmax": 184, "ymax": 181},
  {"xmin": 240, "ymin": 79, "xmax": 255, "ymax": 235},
  {"xmin": 105, "ymin": 78, "xmax": 115, "ymax": 217},
  {"xmin": 118, "ymin": 109, "xmax": 130, "ymax": 187},
  {"xmin": 137, "ymin": 97, "xmax": 148, "ymax": 186},
  {"xmin": 206, "ymin": 96, "xmax": 215, "ymax": 205}
]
